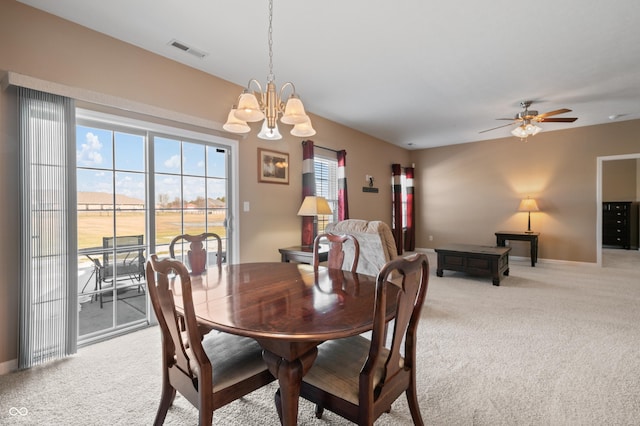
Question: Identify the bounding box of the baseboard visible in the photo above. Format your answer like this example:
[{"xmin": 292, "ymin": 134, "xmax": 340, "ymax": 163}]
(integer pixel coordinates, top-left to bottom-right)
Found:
[{"xmin": 0, "ymin": 358, "xmax": 18, "ymax": 375}]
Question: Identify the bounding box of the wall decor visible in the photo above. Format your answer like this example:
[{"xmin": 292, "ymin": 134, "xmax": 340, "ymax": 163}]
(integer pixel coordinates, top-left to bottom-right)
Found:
[{"xmin": 258, "ymin": 148, "xmax": 289, "ymax": 184}]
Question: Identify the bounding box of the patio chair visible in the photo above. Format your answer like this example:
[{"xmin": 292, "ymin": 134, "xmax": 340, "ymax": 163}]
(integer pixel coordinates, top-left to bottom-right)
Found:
[
  {"xmin": 92, "ymin": 234, "xmax": 146, "ymax": 308},
  {"xmin": 146, "ymin": 255, "xmax": 274, "ymax": 425}
]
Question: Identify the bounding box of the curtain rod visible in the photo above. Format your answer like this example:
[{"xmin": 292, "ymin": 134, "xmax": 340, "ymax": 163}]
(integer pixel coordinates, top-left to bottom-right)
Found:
[{"xmin": 315, "ymin": 144, "xmax": 340, "ymax": 153}]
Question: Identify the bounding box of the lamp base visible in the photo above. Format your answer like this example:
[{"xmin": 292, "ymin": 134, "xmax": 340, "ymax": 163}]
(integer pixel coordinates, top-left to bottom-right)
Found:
[{"xmin": 524, "ymin": 230, "xmax": 534, "ymax": 234}]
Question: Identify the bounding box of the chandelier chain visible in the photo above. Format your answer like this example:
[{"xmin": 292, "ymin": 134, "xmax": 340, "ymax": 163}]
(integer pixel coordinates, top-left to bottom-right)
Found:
[{"xmin": 267, "ymin": 0, "xmax": 274, "ymax": 83}]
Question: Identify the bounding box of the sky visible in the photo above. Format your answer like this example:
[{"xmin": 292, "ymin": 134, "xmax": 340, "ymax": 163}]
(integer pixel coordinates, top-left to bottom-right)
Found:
[{"xmin": 76, "ymin": 125, "xmax": 227, "ymax": 206}]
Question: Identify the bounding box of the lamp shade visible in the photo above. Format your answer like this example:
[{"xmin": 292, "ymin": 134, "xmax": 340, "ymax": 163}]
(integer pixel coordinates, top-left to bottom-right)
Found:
[
  {"xmin": 518, "ymin": 197, "xmax": 540, "ymax": 212},
  {"xmin": 222, "ymin": 108, "xmax": 251, "ymax": 133},
  {"xmin": 297, "ymin": 196, "xmax": 332, "ymax": 216},
  {"xmin": 257, "ymin": 120, "xmax": 283, "ymax": 140},
  {"xmin": 290, "ymin": 116, "xmax": 316, "ymax": 137},
  {"xmin": 234, "ymin": 92, "xmax": 265, "ymax": 122},
  {"xmin": 281, "ymin": 95, "xmax": 309, "ymax": 125}
]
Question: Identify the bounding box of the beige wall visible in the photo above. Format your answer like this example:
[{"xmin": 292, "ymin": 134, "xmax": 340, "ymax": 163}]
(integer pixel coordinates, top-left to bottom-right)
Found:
[
  {"xmin": 410, "ymin": 120, "xmax": 640, "ymax": 262},
  {"xmin": 0, "ymin": 1, "xmax": 409, "ymax": 367},
  {"xmin": 603, "ymin": 159, "xmax": 638, "ymax": 201}
]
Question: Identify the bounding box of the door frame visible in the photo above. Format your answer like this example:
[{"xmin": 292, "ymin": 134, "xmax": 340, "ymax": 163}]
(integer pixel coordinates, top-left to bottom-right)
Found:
[{"xmin": 596, "ymin": 153, "xmax": 640, "ymax": 266}]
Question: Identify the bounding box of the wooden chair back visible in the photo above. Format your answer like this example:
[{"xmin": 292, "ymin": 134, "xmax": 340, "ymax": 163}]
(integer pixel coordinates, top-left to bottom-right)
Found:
[
  {"xmin": 146, "ymin": 255, "xmax": 274, "ymax": 425},
  {"xmin": 313, "ymin": 232, "xmax": 360, "ymax": 273},
  {"xmin": 169, "ymin": 232, "xmax": 222, "ymax": 274},
  {"xmin": 299, "ymin": 253, "xmax": 430, "ymax": 425}
]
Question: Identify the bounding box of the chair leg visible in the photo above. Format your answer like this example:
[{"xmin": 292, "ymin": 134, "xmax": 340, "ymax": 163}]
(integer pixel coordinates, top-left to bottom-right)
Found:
[
  {"xmin": 154, "ymin": 382, "xmax": 176, "ymax": 426},
  {"xmin": 406, "ymin": 383, "xmax": 425, "ymax": 426}
]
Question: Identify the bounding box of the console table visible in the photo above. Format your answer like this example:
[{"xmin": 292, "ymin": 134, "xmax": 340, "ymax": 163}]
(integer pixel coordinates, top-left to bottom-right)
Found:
[
  {"xmin": 495, "ymin": 231, "xmax": 539, "ymax": 267},
  {"xmin": 435, "ymin": 244, "xmax": 511, "ymax": 286},
  {"xmin": 279, "ymin": 245, "xmax": 328, "ymax": 264}
]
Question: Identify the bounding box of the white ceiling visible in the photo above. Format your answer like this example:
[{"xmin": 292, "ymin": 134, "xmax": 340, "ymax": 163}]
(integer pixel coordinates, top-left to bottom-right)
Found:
[{"xmin": 18, "ymin": 0, "xmax": 640, "ymax": 149}]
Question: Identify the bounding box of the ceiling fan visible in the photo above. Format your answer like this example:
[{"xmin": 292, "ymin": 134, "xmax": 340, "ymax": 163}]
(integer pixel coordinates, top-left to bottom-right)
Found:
[{"xmin": 480, "ymin": 100, "xmax": 578, "ymax": 139}]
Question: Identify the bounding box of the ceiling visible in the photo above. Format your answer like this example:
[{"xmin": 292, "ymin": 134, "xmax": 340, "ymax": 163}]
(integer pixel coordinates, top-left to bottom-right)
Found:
[{"xmin": 18, "ymin": 0, "xmax": 640, "ymax": 149}]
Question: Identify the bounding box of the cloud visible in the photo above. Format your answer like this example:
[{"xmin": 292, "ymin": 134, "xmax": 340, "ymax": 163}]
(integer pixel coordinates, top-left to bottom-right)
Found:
[
  {"xmin": 77, "ymin": 132, "xmax": 104, "ymax": 166},
  {"xmin": 164, "ymin": 154, "xmax": 181, "ymax": 170}
]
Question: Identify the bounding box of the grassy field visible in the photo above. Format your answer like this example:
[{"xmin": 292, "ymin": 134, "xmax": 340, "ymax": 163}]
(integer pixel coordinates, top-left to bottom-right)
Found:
[{"xmin": 77, "ymin": 211, "xmax": 226, "ymax": 249}]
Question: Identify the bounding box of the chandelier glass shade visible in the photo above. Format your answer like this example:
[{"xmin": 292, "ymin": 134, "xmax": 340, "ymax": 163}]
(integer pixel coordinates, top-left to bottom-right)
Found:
[{"xmin": 223, "ymin": 0, "xmax": 315, "ymax": 139}]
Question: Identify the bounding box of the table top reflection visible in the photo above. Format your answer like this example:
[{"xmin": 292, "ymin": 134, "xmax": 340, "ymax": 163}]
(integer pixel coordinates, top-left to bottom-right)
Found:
[{"xmin": 172, "ymin": 262, "xmax": 396, "ymax": 342}]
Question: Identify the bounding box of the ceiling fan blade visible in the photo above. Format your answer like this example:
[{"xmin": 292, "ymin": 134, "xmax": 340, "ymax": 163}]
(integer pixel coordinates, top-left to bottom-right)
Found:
[
  {"xmin": 479, "ymin": 122, "xmax": 515, "ymax": 133},
  {"xmin": 536, "ymin": 108, "xmax": 572, "ymax": 119},
  {"xmin": 537, "ymin": 117, "xmax": 578, "ymax": 123}
]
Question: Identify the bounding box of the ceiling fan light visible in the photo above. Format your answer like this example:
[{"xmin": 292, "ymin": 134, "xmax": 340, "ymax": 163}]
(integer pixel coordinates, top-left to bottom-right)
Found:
[
  {"xmin": 290, "ymin": 117, "xmax": 316, "ymax": 137},
  {"xmin": 281, "ymin": 95, "xmax": 308, "ymax": 125},
  {"xmin": 234, "ymin": 92, "xmax": 265, "ymax": 122},
  {"xmin": 527, "ymin": 124, "xmax": 542, "ymax": 136},
  {"xmin": 257, "ymin": 120, "xmax": 283, "ymax": 140},
  {"xmin": 511, "ymin": 126, "xmax": 528, "ymax": 138},
  {"xmin": 223, "ymin": 108, "xmax": 251, "ymax": 133}
]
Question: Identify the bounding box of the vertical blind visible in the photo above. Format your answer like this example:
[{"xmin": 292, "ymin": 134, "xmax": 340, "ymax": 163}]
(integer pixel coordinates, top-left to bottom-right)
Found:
[{"xmin": 18, "ymin": 87, "xmax": 77, "ymax": 368}]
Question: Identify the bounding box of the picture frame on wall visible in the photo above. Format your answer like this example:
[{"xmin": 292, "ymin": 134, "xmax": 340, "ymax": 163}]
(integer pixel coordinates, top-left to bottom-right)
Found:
[{"xmin": 258, "ymin": 148, "xmax": 289, "ymax": 184}]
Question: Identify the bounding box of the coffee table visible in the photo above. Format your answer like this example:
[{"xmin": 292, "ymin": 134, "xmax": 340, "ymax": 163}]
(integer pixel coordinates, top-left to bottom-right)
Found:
[{"xmin": 435, "ymin": 244, "xmax": 511, "ymax": 286}]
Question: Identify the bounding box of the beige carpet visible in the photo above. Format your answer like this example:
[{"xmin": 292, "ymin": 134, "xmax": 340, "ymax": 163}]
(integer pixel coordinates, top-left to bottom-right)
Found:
[{"xmin": 1, "ymin": 250, "xmax": 639, "ymax": 425}]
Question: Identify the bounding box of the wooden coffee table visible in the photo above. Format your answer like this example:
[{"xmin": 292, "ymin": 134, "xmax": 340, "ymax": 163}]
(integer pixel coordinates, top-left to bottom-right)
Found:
[{"xmin": 435, "ymin": 244, "xmax": 511, "ymax": 286}]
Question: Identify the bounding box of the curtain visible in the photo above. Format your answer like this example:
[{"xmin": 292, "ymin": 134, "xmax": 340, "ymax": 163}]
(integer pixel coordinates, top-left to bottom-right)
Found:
[
  {"xmin": 337, "ymin": 150, "xmax": 349, "ymax": 220},
  {"xmin": 18, "ymin": 87, "xmax": 77, "ymax": 368},
  {"xmin": 301, "ymin": 140, "xmax": 316, "ymax": 245},
  {"xmin": 404, "ymin": 166, "xmax": 415, "ymax": 251},
  {"xmin": 391, "ymin": 163, "xmax": 403, "ymax": 255}
]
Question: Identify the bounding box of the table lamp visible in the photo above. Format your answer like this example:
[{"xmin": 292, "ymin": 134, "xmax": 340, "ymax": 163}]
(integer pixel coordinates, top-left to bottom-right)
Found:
[
  {"xmin": 298, "ymin": 196, "xmax": 332, "ymax": 245},
  {"xmin": 518, "ymin": 196, "xmax": 540, "ymax": 233}
]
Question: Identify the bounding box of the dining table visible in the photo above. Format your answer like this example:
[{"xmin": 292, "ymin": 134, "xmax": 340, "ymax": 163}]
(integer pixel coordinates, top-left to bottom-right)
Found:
[{"xmin": 171, "ymin": 261, "xmax": 398, "ymax": 426}]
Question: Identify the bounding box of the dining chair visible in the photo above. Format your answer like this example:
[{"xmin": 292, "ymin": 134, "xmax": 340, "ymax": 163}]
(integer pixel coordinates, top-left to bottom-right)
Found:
[
  {"xmin": 146, "ymin": 255, "xmax": 274, "ymax": 426},
  {"xmin": 169, "ymin": 232, "xmax": 223, "ymax": 274},
  {"xmin": 313, "ymin": 232, "xmax": 360, "ymax": 273},
  {"xmin": 298, "ymin": 253, "xmax": 430, "ymax": 426}
]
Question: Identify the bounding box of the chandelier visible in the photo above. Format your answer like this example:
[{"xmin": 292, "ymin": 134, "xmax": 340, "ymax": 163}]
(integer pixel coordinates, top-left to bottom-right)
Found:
[{"xmin": 223, "ymin": 0, "xmax": 315, "ymax": 140}]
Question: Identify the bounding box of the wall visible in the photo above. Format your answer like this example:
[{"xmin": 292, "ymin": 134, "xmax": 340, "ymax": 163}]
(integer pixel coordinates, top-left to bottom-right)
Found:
[
  {"xmin": 603, "ymin": 159, "xmax": 638, "ymax": 201},
  {"xmin": 0, "ymin": 0, "xmax": 410, "ymax": 368},
  {"xmin": 410, "ymin": 119, "xmax": 640, "ymax": 263}
]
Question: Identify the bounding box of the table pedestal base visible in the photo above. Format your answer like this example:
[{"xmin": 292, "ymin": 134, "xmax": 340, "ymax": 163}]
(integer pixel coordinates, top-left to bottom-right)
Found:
[{"xmin": 262, "ymin": 345, "xmax": 318, "ymax": 425}]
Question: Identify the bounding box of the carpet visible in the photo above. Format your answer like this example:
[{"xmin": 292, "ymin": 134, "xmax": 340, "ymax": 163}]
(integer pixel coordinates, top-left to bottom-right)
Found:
[{"xmin": 1, "ymin": 250, "xmax": 639, "ymax": 425}]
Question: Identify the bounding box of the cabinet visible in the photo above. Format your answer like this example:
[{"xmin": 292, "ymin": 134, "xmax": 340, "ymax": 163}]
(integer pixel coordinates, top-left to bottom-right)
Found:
[{"xmin": 602, "ymin": 202, "xmax": 639, "ymax": 249}]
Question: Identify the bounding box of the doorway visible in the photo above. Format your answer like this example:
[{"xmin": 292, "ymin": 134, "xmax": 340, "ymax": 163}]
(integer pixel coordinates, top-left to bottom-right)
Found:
[{"xmin": 597, "ymin": 153, "xmax": 640, "ymax": 266}]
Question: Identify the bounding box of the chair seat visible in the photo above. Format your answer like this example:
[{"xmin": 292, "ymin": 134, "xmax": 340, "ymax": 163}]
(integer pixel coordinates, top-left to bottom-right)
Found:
[
  {"xmin": 199, "ymin": 331, "xmax": 269, "ymax": 392},
  {"xmin": 303, "ymin": 336, "xmax": 393, "ymax": 405}
]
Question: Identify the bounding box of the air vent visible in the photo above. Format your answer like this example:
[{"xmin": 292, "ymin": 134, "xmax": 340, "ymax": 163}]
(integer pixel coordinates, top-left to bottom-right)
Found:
[{"xmin": 168, "ymin": 39, "xmax": 208, "ymax": 59}]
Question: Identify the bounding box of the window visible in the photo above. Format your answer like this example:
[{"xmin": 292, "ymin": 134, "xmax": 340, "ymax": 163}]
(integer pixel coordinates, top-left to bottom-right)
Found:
[
  {"xmin": 392, "ymin": 172, "xmax": 408, "ymax": 228},
  {"xmin": 314, "ymin": 155, "xmax": 338, "ymax": 233}
]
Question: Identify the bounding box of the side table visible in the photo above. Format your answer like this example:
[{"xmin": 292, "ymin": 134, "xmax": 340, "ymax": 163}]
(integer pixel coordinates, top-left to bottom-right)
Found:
[
  {"xmin": 278, "ymin": 245, "xmax": 328, "ymax": 264},
  {"xmin": 495, "ymin": 231, "xmax": 539, "ymax": 267}
]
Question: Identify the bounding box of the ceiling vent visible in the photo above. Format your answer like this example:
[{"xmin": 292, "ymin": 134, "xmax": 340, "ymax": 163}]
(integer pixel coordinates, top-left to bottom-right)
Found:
[{"xmin": 168, "ymin": 39, "xmax": 208, "ymax": 59}]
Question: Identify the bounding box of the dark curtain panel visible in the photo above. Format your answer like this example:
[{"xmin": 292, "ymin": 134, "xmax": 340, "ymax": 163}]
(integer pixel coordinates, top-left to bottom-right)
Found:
[
  {"xmin": 404, "ymin": 166, "xmax": 415, "ymax": 251},
  {"xmin": 301, "ymin": 140, "xmax": 316, "ymax": 245},
  {"xmin": 391, "ymin": 163, "xmax": 403, "ymax": 255},
  {"xmin": 337, "ymin": 150, "xmax": 349, "ymax": 220}
]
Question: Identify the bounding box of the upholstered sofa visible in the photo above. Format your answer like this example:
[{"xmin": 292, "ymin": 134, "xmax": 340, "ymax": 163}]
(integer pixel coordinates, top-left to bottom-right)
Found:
[{"xmin": 324, "ymin": 219, "xmax": 399, "ymax": 277}]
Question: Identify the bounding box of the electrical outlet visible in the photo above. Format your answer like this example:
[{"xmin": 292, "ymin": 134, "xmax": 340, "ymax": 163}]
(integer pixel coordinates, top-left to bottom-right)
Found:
[{"xmin": 428, "ymin": 235, "xmax": 433, "ymax": 241}]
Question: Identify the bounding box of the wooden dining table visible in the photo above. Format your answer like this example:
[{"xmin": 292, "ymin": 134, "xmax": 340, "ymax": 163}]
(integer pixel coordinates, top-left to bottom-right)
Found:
[{"xmin": 171, "ymin": 261, "xmax": 397, "ymax": 426}]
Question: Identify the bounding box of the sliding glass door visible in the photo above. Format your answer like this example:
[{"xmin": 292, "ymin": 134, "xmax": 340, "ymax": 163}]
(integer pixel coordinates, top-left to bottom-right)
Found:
[
  {"xmin": 76, "ymin": 123, "xmax": 148, "ymax": 341},
  {"xmin": 76, "ymin": 113, "xmax": 234, "ymax": 344}
]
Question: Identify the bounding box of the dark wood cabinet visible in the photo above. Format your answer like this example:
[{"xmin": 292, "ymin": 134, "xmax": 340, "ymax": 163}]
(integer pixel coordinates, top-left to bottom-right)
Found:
[{"xmin": 602, "ymin": 201, "xmax": 639, "ymax": 249}]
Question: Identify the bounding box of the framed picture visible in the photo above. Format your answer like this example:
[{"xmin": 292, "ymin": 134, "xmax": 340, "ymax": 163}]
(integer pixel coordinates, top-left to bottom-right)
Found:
[{"xmin": 258, "ymin": 148, "xmax": 289, "ymax": 184}]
